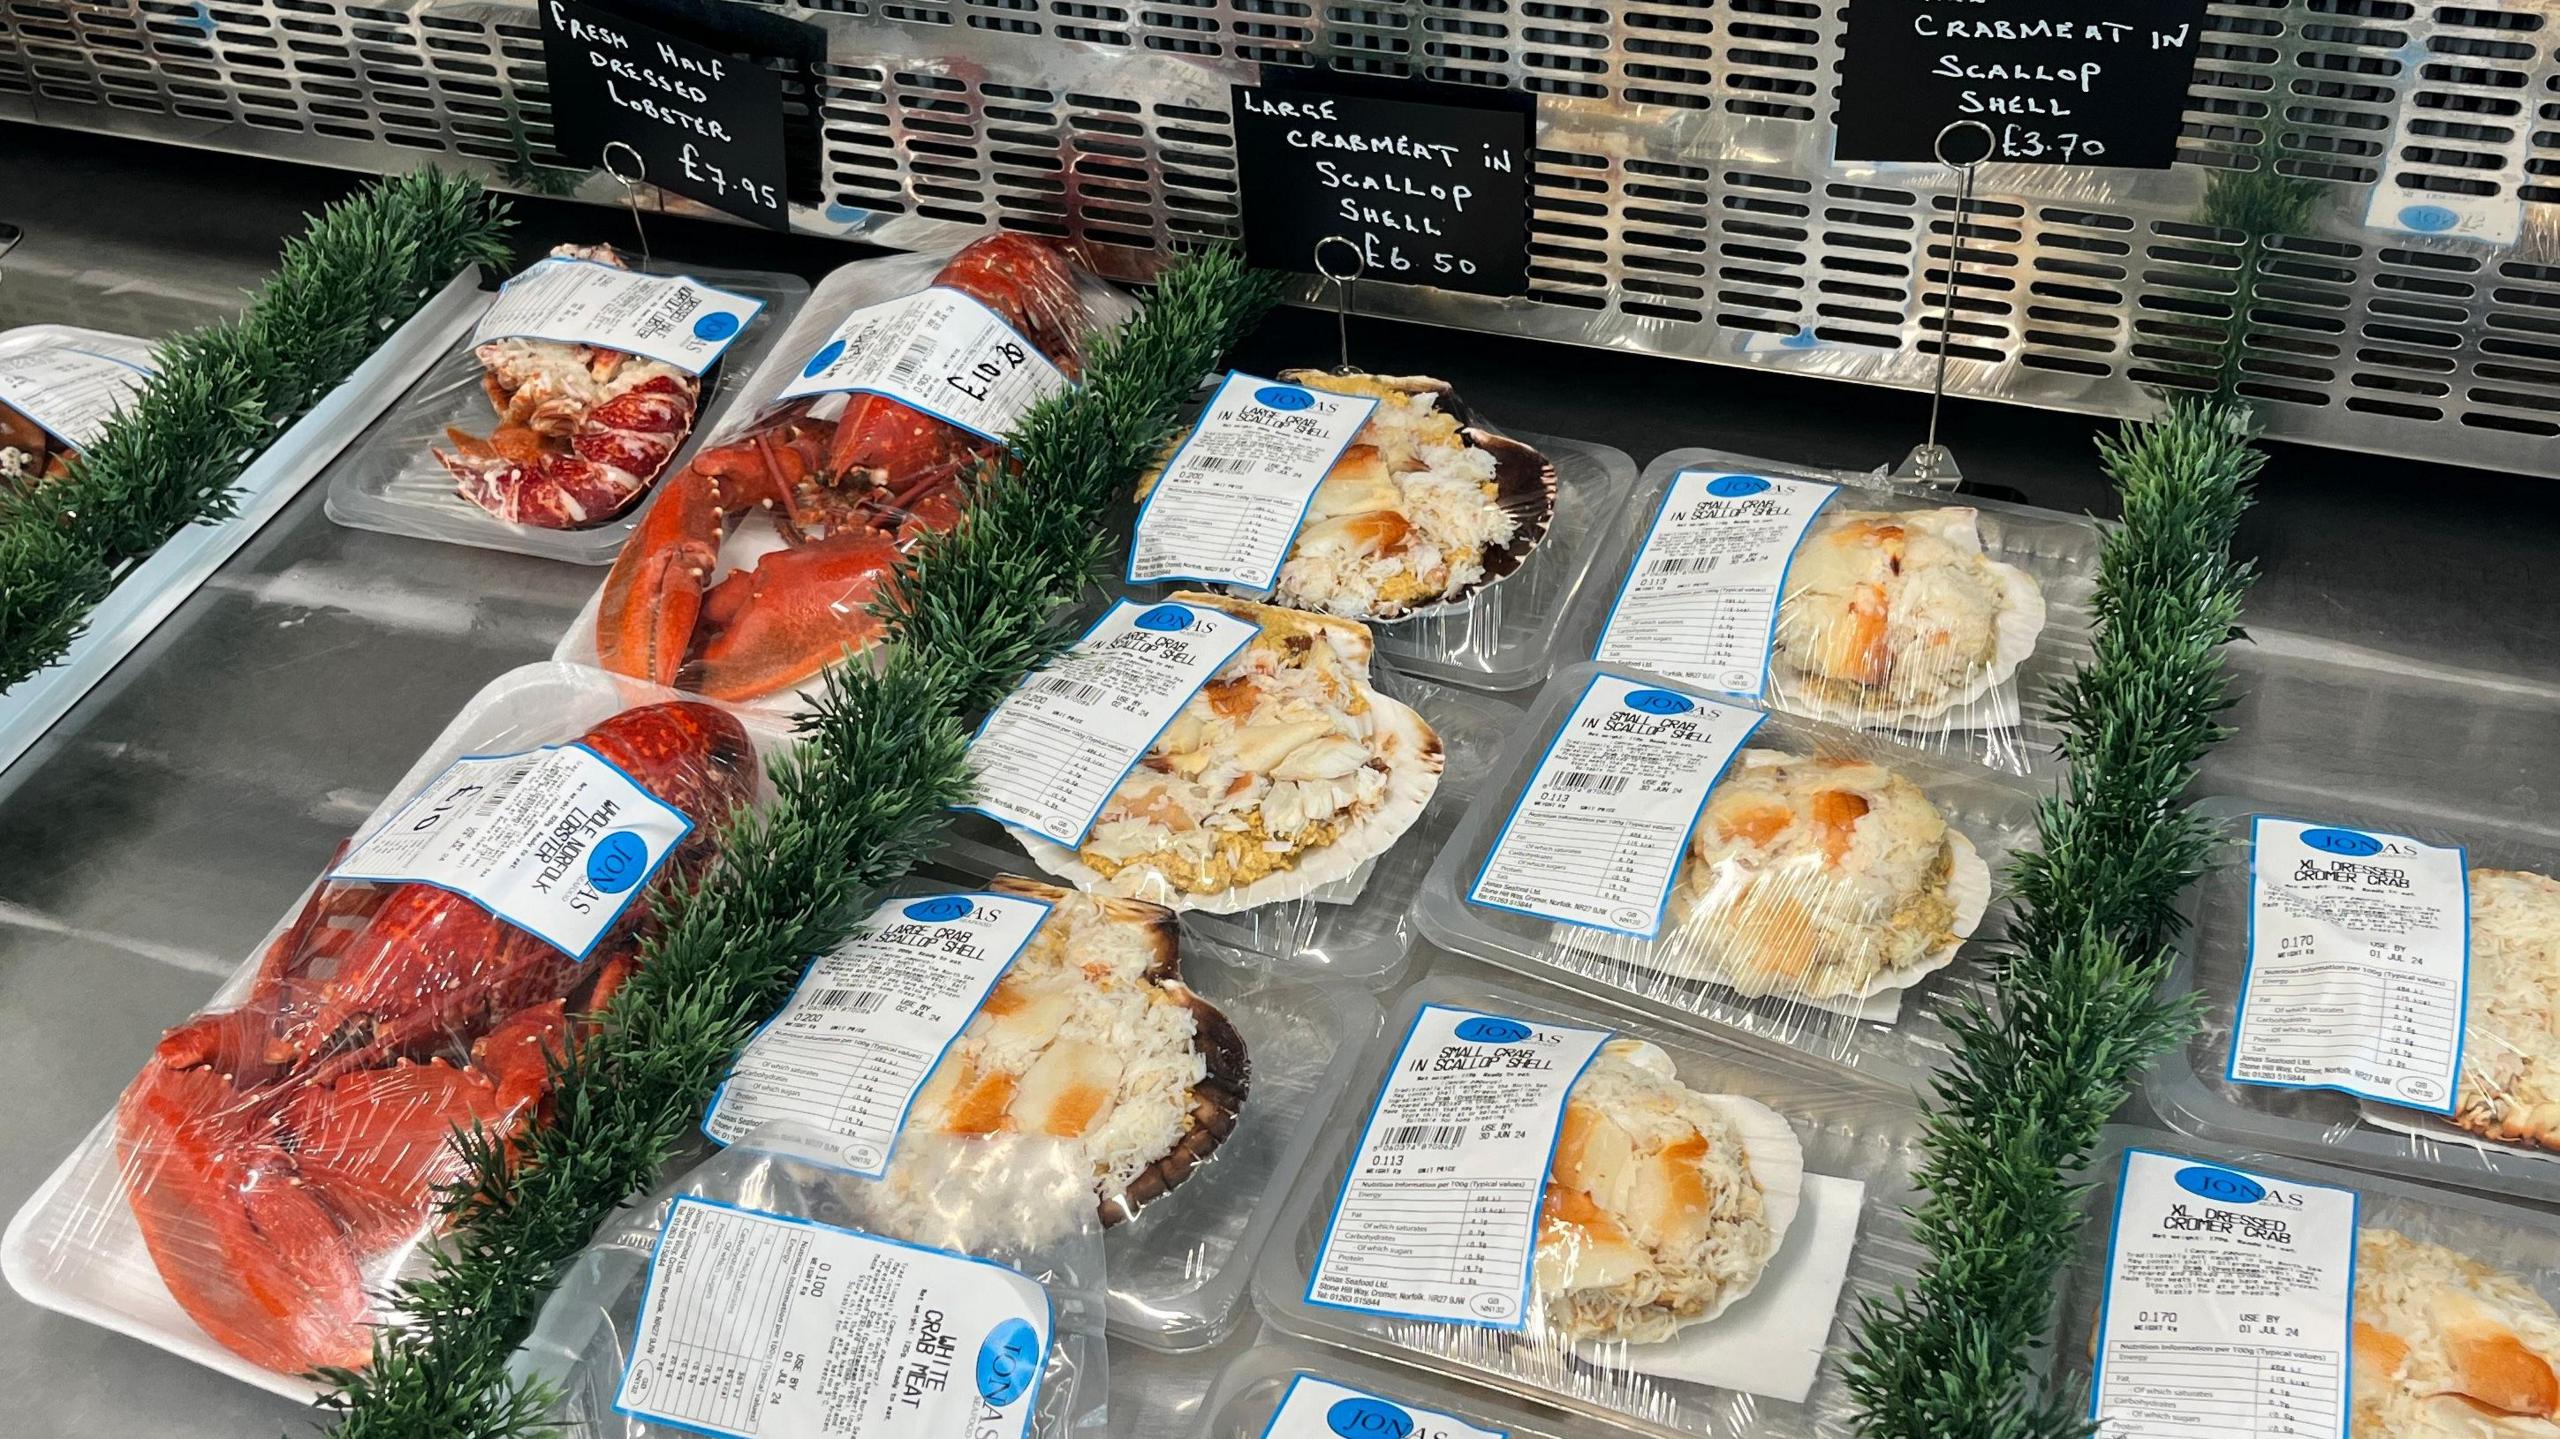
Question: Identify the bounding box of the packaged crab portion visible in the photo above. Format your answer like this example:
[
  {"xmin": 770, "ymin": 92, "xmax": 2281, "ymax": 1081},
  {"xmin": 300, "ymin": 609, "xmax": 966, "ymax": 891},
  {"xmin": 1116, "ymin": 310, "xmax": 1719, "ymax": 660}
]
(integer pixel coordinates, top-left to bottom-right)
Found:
[
  {"xmin": 2147, "ymin": 796, "xmax": 2560, "ymax": 1207},
  {"xmin": 0, "ymin": 324, "xmax": 157, "ymax": 488},
  {"xmin": 2056, "ymin": 1129, "xmax": 2560, "ymax": 1439},
  {"xmin": 324, "ymin": 246, "xmax": 807, "ymax": 563},
  {"xmin": 1254, "ymin": 974, "xmax": 1926, "ymax": 1439},
  {"xmin": 1127, "ymin": 369, "xmax": 1634, "ymax": 692},
  {"xmin": 1416, "ymin": 663, "xmax": 2037, "ymax": 1089},
  {"xmin": 699, "ymin": 866, "xmax": 1381, "ymax": 1349},
  {"xmin": 555, "ymin": 235, "xmax": 1132, "ymax": 709},
  {"xmin": 512, "ymin": 1125, "xmax": 1111, "ymax": 1439},
  {"xmin": 1, "ymin": 663, "xmax": 776, "ymax": 1395},
  {"xmin": 1570, "ymin": 447, "xmax": 2103, "ymax": 777},
  {"xmin": 1192, "ymin": 1341, "xmax": 1571, "ymax": 1439}
]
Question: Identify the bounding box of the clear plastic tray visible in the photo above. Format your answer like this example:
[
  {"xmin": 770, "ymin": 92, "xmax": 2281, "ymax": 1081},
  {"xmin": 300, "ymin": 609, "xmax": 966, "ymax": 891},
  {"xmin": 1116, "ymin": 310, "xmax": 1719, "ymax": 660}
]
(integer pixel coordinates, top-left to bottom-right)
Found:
[
  {"xmin": 1251, "ymin": 970, "xmax": 1930, "ymax": 1439},
  {"xmin": 2145, "ymin": 793, "xmax": 2560, "ymax": 1207},
  {"xmin": 1415, "ymin": 661, "xmax": 2043, "ymax": 1092},
  {"xmin": 1190, "ymin": 1338, "xmax": 1578, "ymax": 1438},
  {"xmin": 942, "ymin": 660, "xmax": 1524, "ymax": 991},
  {"xmin": 1567, "ymin": 446, "xmax": 2106, "ymax": 778},
  {"xmin": 324, "ymin": 259, "xmax": 809, "ymax": 565},
  {"xmin": 0, "ymin": 662, "xmax": 793, "ymax": 1398}
]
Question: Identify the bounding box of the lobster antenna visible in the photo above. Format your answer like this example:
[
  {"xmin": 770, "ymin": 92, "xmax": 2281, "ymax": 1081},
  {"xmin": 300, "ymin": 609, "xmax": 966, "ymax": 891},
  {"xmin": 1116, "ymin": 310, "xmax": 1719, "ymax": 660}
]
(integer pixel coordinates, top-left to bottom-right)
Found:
[
  {"xmin": 1893, "ymin": 118, "xmax": 1992, "ymax": 490},
  {"xmin": 602, "ymin": 142, "xmax": 653, "ymax": 265},
  {"xmin": 1314, "ymin": 235, "xmax": 1366, "ymax": 374}
]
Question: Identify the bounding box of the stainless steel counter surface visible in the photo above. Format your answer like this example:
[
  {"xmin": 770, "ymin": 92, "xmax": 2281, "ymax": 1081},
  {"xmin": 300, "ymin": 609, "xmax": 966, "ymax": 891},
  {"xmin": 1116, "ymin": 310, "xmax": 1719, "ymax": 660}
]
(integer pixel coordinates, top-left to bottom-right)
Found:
[{"xmin": 2, "ymin": 127, "xmax": 2555, "ymax": 1437}]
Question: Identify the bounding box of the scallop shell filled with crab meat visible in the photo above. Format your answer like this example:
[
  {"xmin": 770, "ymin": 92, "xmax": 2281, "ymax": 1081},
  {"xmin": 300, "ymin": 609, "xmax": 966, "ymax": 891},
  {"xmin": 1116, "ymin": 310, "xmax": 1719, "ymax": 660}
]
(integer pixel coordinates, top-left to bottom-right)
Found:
[
  {"xmin": 1663, "ymin": 749, "xmax": 1991, "ymax": 1003},
  {"xmin": 1017, "ymin": 592, "xmax": 1445, "ymax": 913},
  {"xmin": 1770, "ymin": 507, "xmax": 2046, "ymax": 728},
  {"xmin": 1535, "ymin": 1040, "xmax": 1804, "ymax": 1345},
  {"xmin": 898, "ymin": 877, "xmax": 1247, "ymax": 1227}
]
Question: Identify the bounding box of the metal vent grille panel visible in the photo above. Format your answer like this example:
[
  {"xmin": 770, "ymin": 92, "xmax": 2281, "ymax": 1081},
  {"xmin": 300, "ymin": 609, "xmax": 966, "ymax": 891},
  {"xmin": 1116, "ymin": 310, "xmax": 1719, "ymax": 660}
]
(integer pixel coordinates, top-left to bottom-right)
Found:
[{"xmin": 10, "ymin": 0, "xmax": 2560, "ymax": 473}]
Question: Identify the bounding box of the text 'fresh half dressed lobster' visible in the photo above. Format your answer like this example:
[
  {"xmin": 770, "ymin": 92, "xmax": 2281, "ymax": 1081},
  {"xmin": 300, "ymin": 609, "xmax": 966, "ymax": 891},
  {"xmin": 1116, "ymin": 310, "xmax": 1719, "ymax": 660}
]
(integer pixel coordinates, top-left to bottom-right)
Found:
[
  {"xmin": 113, "ymin": 702, "xmax": 758, "ymax": 1375},
  {"xmin": 593, "ymin": 233, "xmax": 1093, "ymax": 703}
]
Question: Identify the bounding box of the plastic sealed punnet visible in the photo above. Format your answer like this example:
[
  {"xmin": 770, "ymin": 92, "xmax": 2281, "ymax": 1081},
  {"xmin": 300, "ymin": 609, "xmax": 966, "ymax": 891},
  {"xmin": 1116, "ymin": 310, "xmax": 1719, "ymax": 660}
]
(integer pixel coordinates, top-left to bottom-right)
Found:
[
  {"xmin": 2056, "ymin": 1126, "xmax": 2560, "ymax": 1437},
  {"xmin": 2147, "ymin": 793, "xmax": 2560, "ymax": 1207},
  {"xmin": 1252, "ymin": 971, "xmax": 1929, "ymax": 1439},
  {"xmin": 557, "ymin": 235, "xmax": 1136, "ymax": 712},
  {"xmin": 0, "ymin": 323, "xmax": 157, "ymax": 484},
  {"xmin": 1416, "ymin": 662, "xmax": 2040, "ymax": 1091},
  {"xmin": 1189, "ymin": 1339, "xmax": 1574, "ymax": 1439},
  {"xmin": 513, "ymin": 1125, "xmax": 1111, "ymax": 1439},
  {"xmin": 324, "ymin": 247, "xmax": 809, "ymax": 564},
  {"xmin": 1124, "ymin": 367, "xmax": 1636, "ymax": 693},
  {"xmin": 1, "ymin": 662, "xmax": 786, "ymax": 1397},
  {"xmin": 1568, "ymin": 447, "xmax": 2104, "ymax": 778}
]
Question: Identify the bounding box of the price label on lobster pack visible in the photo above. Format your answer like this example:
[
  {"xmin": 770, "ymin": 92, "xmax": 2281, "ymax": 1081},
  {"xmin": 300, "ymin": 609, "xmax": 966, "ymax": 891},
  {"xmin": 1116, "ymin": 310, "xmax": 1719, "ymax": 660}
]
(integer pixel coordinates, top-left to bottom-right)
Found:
[
  {"xmin": 960, "ymin": 600, "xmax": 1259, "ymax": 845},
  {"xmin": 1593, "ymin": 472, "xmax": 1836, "ymax": 697},
  {"xmin": 1308, "ymin": 1004, "xmax": 1611, "ymax": 1330},
  {"xmin": 0, "ymin": 337, "xmax": 156, "ymax": 449},
  {"xmin": 1127, "ymin": 371, "xmax": 1378, "ymax": 590},
  {"xmin": 1262, "ymin": 1375, "xmax": 1508, "ymax": 1439},
  {"xmin": 2229, "ymin": 818, "xmax": 2471, "ymax": 1114},
  {"xmin": 2092, "ymin": 1150, "xmax": 2356, "ymax": 1439},
  {"xmin": 477, "ymin": 256, "xmax": 763, "ymax": 375},
  {"xmin": 616, "ymin": 1197, "xmax": 1052, "ymax": 1439},
  {"xmin": 334, "ymin": 744, "xmax": 694, "ymax": 961},
  {"xmin": 779, "ymin": 286, "xmax": 1070, "ymax": 446},
  {"xmin": 1470, "ymin": 672, "xmax": 1765, "ymax": 939},
  {"xmin": 703, "ymin": 890, "xmax": 1053, "ymax": 1173}
]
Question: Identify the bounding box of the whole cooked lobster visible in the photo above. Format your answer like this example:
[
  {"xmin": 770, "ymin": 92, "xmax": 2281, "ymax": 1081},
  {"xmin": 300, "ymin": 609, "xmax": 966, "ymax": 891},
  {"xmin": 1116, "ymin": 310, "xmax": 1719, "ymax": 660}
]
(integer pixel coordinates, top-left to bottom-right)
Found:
[{"xmin": 113, "ymin": 701, "xmax": 758, "ymax": 1375}]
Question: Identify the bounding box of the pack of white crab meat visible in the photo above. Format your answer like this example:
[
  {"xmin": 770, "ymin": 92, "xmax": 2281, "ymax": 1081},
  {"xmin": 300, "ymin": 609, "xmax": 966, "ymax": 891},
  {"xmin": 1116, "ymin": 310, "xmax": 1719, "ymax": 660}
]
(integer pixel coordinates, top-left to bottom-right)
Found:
[
  {"xmin": 1122, "ymin": 364, "xmax": 1637, "ymax": 694},
  {"xmin": 514, "ymin": 1124, "xmax": 1112, "ymax": 1439},
  {"xmin": 2145, "ymin": 794, "xmax": 2560, "ymax": 1208},
  {"xmin": 942, "ymin": 591, "xmax": 1504, "ymax": 990},
  {"xmin": 2057, "ymin": 1127, "xmax": 2560, "ymax": 1439},
  {"xmin": 1251, "ymin": 974, "xmax": 1932, "ymax": 1439},
  {"xmin": 690, "ymin": 861, "xmax": 1382, "ymax": 1352},
  {"xmin": 1564, "ymin": 446, "xmax": 2105, "ymax": 779},
  {"xmin": 1413, "ymin": 661, "xmax": 2042, "ymax": 1089},
  {"xmin": 1188, "ymin": 1339, "xmax": 1578, "ymax": 1439},
  {"xmin": 1, "ymin": 663, "xmax": 788, "ymax": 1398},
  {"xmin": 552, "ymin": 234, "xmax": 1137, "ymax": 711},
  {"xmin": 325, "ymin": 245, "xmax": 809, "ymax": 562}
]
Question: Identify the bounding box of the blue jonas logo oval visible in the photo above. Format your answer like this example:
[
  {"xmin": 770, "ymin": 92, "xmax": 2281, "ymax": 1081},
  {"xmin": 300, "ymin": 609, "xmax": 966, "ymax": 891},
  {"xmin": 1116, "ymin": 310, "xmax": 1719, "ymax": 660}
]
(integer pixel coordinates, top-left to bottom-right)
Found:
[
  {"xmin": 2300, "ymin": 827, "xmax": 2384, "ymax": 857},
  {"xmin": 585, "ymin": 831, "xmax": 651, "ymax": 894},
  {"xmin": 1454, "ymin": 1015, "xmax": 1532, "ymax": 1044},
  {"xmin": 1706, "ymin": 475, "xmax": 1772, "ymax": 498},
  {"xmin": 1624, "ymin": 688, "xmax": 1695, "ymax": 715},
  {"xmin": 1134, "ymin": 604, "xmax": 1193, "ymax": 632},
  {"xmin": 2174, "ymin": 1165, "xmax": 2267, "ymax": 1205},
  {"xmin": 1327, "ymin": 1397, "xmax": 1418, "ymax": 1439},
  {"xmin": 2398, "ymin": 204, "xmax": 2459, "ymax": 233},
  {"xmin": 1255, "ymin": 383, "xmax": 1315, "ymax": 411},
  {"xmin": 801, "ymin": 338, "xmax": 847, "ymax": 378},
  {"xmin": 692, "ymin": 311, "xmax": 741, "ymax": 342},
  {"xmin": 903, "ymin": 895, "xmax": 974, "ymax": 923},
  {"xmin": 974, "ymin": 1317, "xmax": 1042, "ymax": 1406}
]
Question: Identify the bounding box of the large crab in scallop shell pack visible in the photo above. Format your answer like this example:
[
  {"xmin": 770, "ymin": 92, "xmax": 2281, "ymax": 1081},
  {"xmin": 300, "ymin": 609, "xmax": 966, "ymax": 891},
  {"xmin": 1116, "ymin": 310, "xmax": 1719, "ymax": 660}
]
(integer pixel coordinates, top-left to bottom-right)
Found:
[{"xmin": 592, "ymin": 234, "xmax": 1095, "ymax": 703}]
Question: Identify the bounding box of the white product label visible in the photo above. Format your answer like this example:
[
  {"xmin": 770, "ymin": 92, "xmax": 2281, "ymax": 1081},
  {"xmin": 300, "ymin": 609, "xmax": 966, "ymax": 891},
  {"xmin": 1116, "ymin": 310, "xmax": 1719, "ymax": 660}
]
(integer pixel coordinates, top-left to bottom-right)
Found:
[
  {"xmin": 1260, "ymin": 1375, "xmax": 1506, "ymax": 1439},
  {"xmin": 333, "ymin": 744, "xmax": 694, "ymax": 961},
  {"xmin": 0, "ymin": 339, "xmax": 156, "ymax": 449},
  {"xmin": 614, "ymin": 1198, "xmax": 1052, "ymax": 1439},
  {"xmin": 1126, "ymin": 371, "xmax": 1379, "ymax": 590},
  {"xmin": 2092, "ymin": 1150, "xmax": 2356, "ymax": 1439},
  {"xmin": 1306, "ymin": 1004, "xmax": 1613, "ymax": 1331},
  {"xmin": 1468, "ymin": 671, "xmax": 1766, "ymax": 939},
  {"xmin": 779, "ymin": 286, "xmax": 1070, "ymax": 445},
  {"xmin": 703, "ymin": 891, "xmax": 1054, "ymax": 1173},
  {"xmin": 2228, "ymin": 818, "xmax": 2470, "ymax": 1115},
  {"xmin": 961, "ymin": 599, "xmax": 1259, "ymax": 845},
  {"xmin": 1593, "ymin": 472, "xmax": 1836, "ymax": 697},
  {"xmin": 475, "ymin": 257, "xmax": 762, "ymax": 375}
]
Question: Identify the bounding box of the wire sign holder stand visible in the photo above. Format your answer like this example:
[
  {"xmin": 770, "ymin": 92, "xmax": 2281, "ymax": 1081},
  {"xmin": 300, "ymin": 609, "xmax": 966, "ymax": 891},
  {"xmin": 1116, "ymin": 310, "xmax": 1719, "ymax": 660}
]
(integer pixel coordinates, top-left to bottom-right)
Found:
[
  {"xmin": 1315, "ymin": 235, "xmax": 1367, "ymax": 374},
  {"xmin": 1891, "ymin": 120, "xmax": 1995, "ymax": 491},
  {"xmin": 602, "ymin": 142, "xmax": 658, "ymax": 264}
]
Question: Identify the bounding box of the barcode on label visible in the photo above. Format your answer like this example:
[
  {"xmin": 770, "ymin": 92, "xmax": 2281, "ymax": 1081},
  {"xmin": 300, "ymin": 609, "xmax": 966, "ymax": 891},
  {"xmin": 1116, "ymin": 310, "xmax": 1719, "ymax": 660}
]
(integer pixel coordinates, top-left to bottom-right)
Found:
[
  {"xmin": 888, "ymin": 334, "xmax": 935, "ymax": 388},
  {"xmin": 1645, "ymin": 554, "xmax": 1724, "ymax": 577},
  {"xmin": 1028, "ymin": 673, "xmax": 1109, "ymax": 706},
  {"xmin": 1186, "ymin": 452, "xmax": 1258, "ymax": 476},
  {"xmin": 1545, "ymin": 770, "xmax": 1629, "ymax": 795},
  {"xmin": 1376, "ymin": 1123, "xmax": 1469, "ymax": 1150},
  {"xmin": 805, "ymin": 989, "xmax": 889, "ymax": 1014}
]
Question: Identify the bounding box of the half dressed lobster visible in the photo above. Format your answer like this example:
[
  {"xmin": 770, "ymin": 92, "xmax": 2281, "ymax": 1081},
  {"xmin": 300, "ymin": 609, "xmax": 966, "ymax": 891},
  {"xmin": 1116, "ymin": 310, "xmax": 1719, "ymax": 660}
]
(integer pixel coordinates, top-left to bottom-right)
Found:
[
  {"xmin": 593, "ymin": 233, "xmax": 1092, "ymax": 703},
  {"xmin": 113, "ymin": 702, "xmax": 758, "ymax": 1375}
]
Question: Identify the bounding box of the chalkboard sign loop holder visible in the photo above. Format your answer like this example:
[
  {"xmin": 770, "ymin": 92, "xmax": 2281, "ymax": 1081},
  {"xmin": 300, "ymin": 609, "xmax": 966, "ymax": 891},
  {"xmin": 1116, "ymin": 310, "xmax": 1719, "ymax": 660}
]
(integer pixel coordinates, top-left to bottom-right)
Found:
[
  {"xmin": 1892, "ymin": 119, "xmax": 1993, "ymax": 491},
  {"xmin": 601, "ymin": 141, "xmax": 657, "ymax": 264},
  {"xmin": 1314, "ymin": 234, "xmax": 1367, "ymax": 374}
]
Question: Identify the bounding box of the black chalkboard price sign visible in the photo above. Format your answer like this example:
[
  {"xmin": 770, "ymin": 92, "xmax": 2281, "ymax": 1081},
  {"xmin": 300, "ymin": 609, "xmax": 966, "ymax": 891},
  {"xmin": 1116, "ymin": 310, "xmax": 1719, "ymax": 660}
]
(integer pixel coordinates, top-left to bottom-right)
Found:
[
  {"xmin": 1230, "ymin": 71, "xmax": 1534, "ymax": 299},
  {"xmin": 1834, "ymin": 0, "xmax": 2211, "ymax": 169},
  {"xmin": 538, "ymin": 0, "xmax": 813, "ymax": 230}
]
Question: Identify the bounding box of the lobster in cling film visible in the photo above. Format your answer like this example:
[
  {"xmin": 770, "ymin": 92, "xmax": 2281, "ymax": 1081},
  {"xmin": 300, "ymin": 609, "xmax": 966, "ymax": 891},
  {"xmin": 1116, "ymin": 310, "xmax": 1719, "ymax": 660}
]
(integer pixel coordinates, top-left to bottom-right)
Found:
[
  {"xmin": 112, "ymin": 701, "xmax": 760, "ymax": 1376},
  {"xmin": 593, "ymin": 233, "xmax": 1095, "ymax": 703}
]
